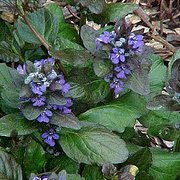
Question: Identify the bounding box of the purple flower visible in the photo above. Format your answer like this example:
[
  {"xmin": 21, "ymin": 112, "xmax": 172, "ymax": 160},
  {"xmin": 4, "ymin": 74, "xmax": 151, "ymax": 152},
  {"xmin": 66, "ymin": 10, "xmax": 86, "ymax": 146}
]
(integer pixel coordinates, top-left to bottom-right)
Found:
[
  {"xmin": 31, "ymin": 96, "xmax": 46, "ymax": 107},
  {"xmin": 41, "ymin": 129, "xmax": 59, "ymax": 147},
  {"xmin": 128, "ymin": 33, "xmax": 144, "ymax": 54},
  {"xmin": 110, "ymin": 48, "xmax": 125, "ymax": 64},
  {"xmin": 37, "ymin": 108, "xmax": 53, "ymax": 123},
  {"xmin": 17, "ymin": 64, "xmax": 26, "ymax": 75},
  {"xmin": 96, "ymin": 31, "xmax": 116, "ymax": 50},
  {"xmin": 56, "ymin": 75, "xmax": 70, "ymax": 93},
  {"xmin": 33, "ymin": 175, "xmax": 48, "ymax": 180},
  {"xmin": 51, "ymin": 98, "xmax": 73, "ymax": 114},
  {"xmin": 34, "ymin": 59, "xmax": 44, "ymax": 69},
  {"xmin": 30, "ymin": 82, "xmax": 47, "ymax": 95},
  {"xmin": 104, "ymin": 73, "xmax": 113, "ymax": 82},
  {"xmin": 114, "ymin": 65, "xmax": 131, "ymax": 79},
  {"xmin": 47, "ymin": 70, "xmax": 57, "ymax": 81},
  {"xmin": 110, "ymin": 78, "xmax": 124, "ymax": 95},
  {"xmin": 34, "ymin": 58, "xmax": 55, "ymax": 69}
]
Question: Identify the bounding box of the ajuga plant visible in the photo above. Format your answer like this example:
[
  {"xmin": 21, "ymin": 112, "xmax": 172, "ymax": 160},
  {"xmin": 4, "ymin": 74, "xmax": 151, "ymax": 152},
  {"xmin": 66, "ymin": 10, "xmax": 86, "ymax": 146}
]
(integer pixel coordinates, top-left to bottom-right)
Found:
[
  {"xmin": 95, "ymin": 23, "xmax": 144, "ymax": 95},
  {"xmin": 0, "ymin": 1, "xmax": 180, "ymax": 180},
  {"xmin": 18, "ymin": 58, "xmax": 73, "ymax": 147}
]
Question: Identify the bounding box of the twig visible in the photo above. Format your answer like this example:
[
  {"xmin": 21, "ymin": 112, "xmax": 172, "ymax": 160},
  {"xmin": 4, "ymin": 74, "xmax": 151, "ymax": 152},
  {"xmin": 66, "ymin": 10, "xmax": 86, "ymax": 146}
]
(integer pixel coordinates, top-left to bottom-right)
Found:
[
  {"xmin": 160, "ymin": 0, "xmax": 164, "ymax": 36},
  {"xmin": 22, "ymin": 14, "xmax": 50, "ymax": 50},
  {"xmin": 151, "ymin": 34, "xmax": 176, "ymax": 53},
  {"xmin": 134, "ymin": 7, "xmax": 176, "ymax": 53},
  {"xmin": 134, "ymin": 7, "xmax": 154, "ymax": 31},
  {"xmin": 66, "ymin": 5, "xmax": 80, "ymax": 20}
]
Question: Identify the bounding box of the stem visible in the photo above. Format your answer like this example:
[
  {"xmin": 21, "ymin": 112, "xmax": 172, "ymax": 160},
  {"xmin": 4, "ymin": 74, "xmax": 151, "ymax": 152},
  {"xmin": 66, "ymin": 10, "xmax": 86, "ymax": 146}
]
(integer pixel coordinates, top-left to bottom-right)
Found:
[
  {"xmin": 22, "ymin": 14, "xmax": 50, "ymax": 50},
  {"xmin": 134, "ymin": 7, "xmax": 176, "ymax": 53},
  {"xmin": 56, "ymin": 60, "xmax": 68, "ymax": 77},
  {"xmin": 151, "ymin": 34, "xmax": 176, "ymax": 53},
  {"xmin": 21, "ymin": 14, "xmax": 67, "ymax": 75}
]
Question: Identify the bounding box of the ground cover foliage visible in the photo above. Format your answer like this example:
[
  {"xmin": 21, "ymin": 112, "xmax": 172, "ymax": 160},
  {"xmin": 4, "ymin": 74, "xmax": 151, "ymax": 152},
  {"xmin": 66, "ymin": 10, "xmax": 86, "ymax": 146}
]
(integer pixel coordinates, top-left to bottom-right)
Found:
[{"xmin": 0, "ymin": 0, "xmax": 179, "ymax": 180}]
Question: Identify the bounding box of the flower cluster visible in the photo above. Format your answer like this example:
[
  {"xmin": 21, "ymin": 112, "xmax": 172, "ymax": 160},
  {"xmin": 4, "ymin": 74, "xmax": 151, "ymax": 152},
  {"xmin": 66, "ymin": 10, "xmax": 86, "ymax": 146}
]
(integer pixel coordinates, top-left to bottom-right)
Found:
[
  {"xmin": 33, "ymin": 175, "xmax": 48, "ymax": 180},
  {"xmin": 96, "ymin": 30, "xmax": 144, "ymax": 95},
  {"xmin": 17, "ymin": 58, "xmax": 72, "ymax": 147}
]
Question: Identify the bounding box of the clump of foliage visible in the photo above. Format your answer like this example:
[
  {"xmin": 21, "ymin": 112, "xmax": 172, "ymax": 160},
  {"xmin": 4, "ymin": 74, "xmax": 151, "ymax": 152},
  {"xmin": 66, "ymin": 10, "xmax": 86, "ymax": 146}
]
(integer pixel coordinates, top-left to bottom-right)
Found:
[{"xmin": 0, "ymin": 0, "xmax": 179, "ymax": 180}]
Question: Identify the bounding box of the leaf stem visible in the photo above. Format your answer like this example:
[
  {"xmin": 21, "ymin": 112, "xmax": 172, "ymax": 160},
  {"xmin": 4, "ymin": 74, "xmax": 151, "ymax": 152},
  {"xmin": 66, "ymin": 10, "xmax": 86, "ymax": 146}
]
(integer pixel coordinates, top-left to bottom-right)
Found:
[
  {"xmin": 22, "ymin": 14, "xmax": 50, "ymax": 50},
  {"xmin": 21, "ymin": 14, "xmax": 68, "ymax": 75}
]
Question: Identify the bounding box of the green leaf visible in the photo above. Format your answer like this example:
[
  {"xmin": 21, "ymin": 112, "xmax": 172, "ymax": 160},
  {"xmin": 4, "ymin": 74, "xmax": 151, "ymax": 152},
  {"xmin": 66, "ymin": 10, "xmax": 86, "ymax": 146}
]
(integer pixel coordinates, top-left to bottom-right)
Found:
[
  {"xmin": 0, "ymin": 98, "xmax": 18, "ymax": 114},
  {"xmin": 84, "ymin": 80, "xmax": 110, "ymax": 103},
  {"xmin": 46, "ymin": 155, "xmax": 79, "ymax": 174},
  {"xmin": 80, "ymin": 25, "xmax": 101, "ymax": 54},
  {"xmin": 126, "ymin": 148, "xmax": 152, "ymax": 172},
  {"xmin": 148, "ymin": 124, "xmax": 178, "ymax": 141},
  {"xmin": 46, "ymin": 93, "xmax": 67, "ymax": 106},
  {"xmin": 67, "ymin": 68, "xmax": 110, "ymax": 103},
  {"xmin": 60, "ymin": 125, "xmax": 129, "ymax": 164},
  {"xmin": 83, "ymin": 165, "xmax": 104, "ymax": 180},
  {"xmin": 149, "ymin": 148, "xmax": 180, "ymax": 180},
  {"xmin": 139, "ymin": 110, "xmax": 180, "ymax": 127},
  {"xmin": 0, "ymin": 113, "xmax": 37, "ymax": 137},
  {"xmin": 168, "ymin": 49, "xmax": 180, "ymax": 79},
  {"xmin": 21, "ymin": 103, "xmax": 44, "ymax": 120},
  {"xmin": 93, "ymin": 3, "xmax": 138, "ymax": 23},
  {"xmin": 23, "ymin": 140, "xmax": 46, "ymax": 178},
  {"xmin": 50, "ymin": 49, "xmax": 93, "ymax": 68},
  {"xmin": 0, "ymin": 19, "xmax": 21, "ymax": 62},
  {"xmin": 93, "ymin": 59, "xmax": 112, "ymax": 77},
  {"xmin": 16, "ymin": 4, "xmax": 62, "ymax": 46},
  {"xmin": 56, "ymin": 36, "xmax": 84, "ymax": 50},
  {"xmin": 1, "ymin": 87, "xmax": 19, "ymax": 108},
  {"xmin": 147, "ymin": 94, "xmax": 180, "ymax": 112},
  {"xmin": 79, "ymin": 92, "xmax": 146, "ymax": 133},
  {"xmin": 59, "ymin": 23, "xmax": 80, "ymax": 43},
  {"xmin": 66, "ymin": 82, "xmax": 86, "ymax": 100},
  {"xmin": 45, "ymin": 3, "xmax": 64, "ymax": 24},
  {"xmin": 0, "ymin": 63, "xmax": 16, "ymax": 88},
  {"xmin": 67, "ymin": 174, "xmax": 85, "ymax": 180},
  {"xmin": 0, "ymin": 150, "xmax": 22, "ymax": 180},
  {"xmin": 50, "ymin": 111, "xmax": 81, "ymax": 130},
  {"xmin": 78, "ymin": 0, "xmax": 106, "ymax": 14},
  {"xmin": 149, "ymin": 54, "xmax": 167, "ymax": 96}
]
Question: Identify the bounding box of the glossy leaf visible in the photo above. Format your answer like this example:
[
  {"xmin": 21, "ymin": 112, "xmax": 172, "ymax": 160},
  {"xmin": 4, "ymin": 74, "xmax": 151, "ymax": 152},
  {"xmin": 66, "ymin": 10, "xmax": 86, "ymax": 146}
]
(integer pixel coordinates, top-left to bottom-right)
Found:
[
  {"xmin": 79, "ymin": 92, "xmax": 146, "ymax": 133},
  {"xmin": 1, "ymin": 88, "xmax": 19, "ymax": 108},
  {"xmin": 50, "ymin": 48, "xmax": 93, "ymax": 68},
  {"xmin": 147, "ymin": 94, "xmax": 180, "ymax": 112},
  {"xmin": 139, "ymin": 110, "xmax": 180, "ymax": 127},
  {"xmin": 60, "ymin": 125, "xmax": 129, "ymax": 164},
  {"xmin": 0, "ymin": 113, "xmax": 37, "ymax": 137},
  {"xmin": 93, "ymin": 59, "xmax": 112, "ymax": 77},
  {"xmin": 93, "ymin": 3, "xmax": 138, "ymax": 23},
  {"xmin": 83, "ymin": 165, "xmax": 104, "ymax": 180},
  {"xmin": 80, "ymin": 25, "xmax": 101, "ymax": 54},
  {"xmin": 149, "ymin": 148, "xmax": 180, "ymax": 180},
  {"xmin": 46, "ymin": 155, "xmax": 79, "ymax": 174},
  {"xmin": 0, "ymin": 150, "xmax": 22, "ymax": 180},
  {"xmin": 50, "ymin": 111, "xmax": 81, "ymax": 130},
  {"xmin": 16, "ymin": 4, "xmax": 62, "ymax": 46},
  {"xmin": 46, "ymin": 93, "xmax": 67, "ymax": 106},
  {"xmin": 21, "ymin": 103, "xmax": 44, "ymax": 120},
  {"xmin": 23, "ymin": 140, "xmax": 46, "ymax": 178},
  {"xmin": 149, "ymin": 54, "xmax": 167, "ymax": 96},
  {"xmin": 78, "ymin": 0, "xmax": 106, "ymax": 14}
]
